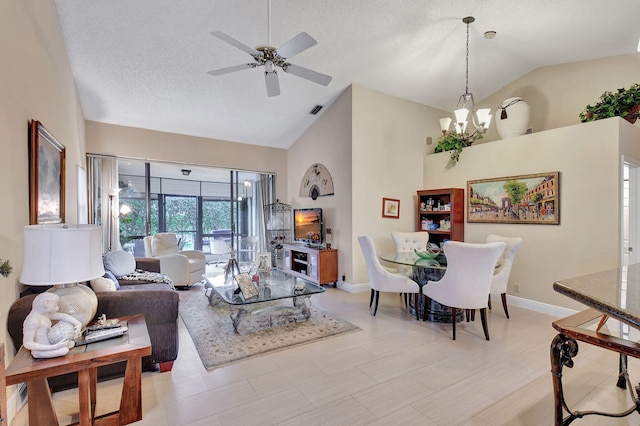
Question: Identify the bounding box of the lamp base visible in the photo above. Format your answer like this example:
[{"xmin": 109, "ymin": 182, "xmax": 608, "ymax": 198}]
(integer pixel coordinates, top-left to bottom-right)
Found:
[{"xmin": 47, "ymin": 283, "xmax": 98, "ymax": 328}]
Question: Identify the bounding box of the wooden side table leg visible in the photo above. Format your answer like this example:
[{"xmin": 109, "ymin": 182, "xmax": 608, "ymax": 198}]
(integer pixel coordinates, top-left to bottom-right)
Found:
[
  {"xmin": 77, "ymin": 369, "xmax": 91, "ymax": 426},
  {"xmin": 27, "ymin": 378, "xmax": 58, "ymax": 426},
  {"xmin": 89, "ymin": 367, "xmax": 97, "ymax": 418},
  {"xmin": 119, "ymin": 358, "xmax": 143, "ymax": 424}
]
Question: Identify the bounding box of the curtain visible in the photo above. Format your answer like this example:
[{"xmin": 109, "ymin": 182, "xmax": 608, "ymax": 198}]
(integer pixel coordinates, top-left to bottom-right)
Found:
[
  {"xmin": 87, "ymin": 155, "xmax": 120, "ymax": 253},
  {"xmin": 256, "ymin": 174, "xmax": 274, "ymax": 251}
]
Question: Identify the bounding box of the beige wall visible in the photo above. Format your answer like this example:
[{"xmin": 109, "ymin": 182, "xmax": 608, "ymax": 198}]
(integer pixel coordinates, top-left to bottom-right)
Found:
[
  {"xmin": 424, "ymin": 118, "xmax": 640, "ymax": 310},
  {"xmin": 287, "ymin": 87, "xmax": 353, "ymax": 284},
  {"xmin": 85, "ymin": 121, "xmax": 289, "ymax": 198},
  {"xmin": 477, "ymin": 53, "xmax": 640, "ymax": 144},
  {"xmin": 351, "ymin": 86, "xmax": 446, "ymax": 284},
  {"xmin": 1, "ymin": 0, "xmax": 86, "ymax": 415}
]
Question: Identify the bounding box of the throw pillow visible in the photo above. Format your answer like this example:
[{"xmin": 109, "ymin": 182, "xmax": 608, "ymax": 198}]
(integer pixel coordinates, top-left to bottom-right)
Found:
[
  {"xmin": 103, "ymin": 250, "xmax": 136, "ymax": 277},
  {"xmin": 152, "ymin": 233, "xmax": 180, "ymax": 256},
  {"xmin": 90, "ymin": 277, "xmax": 117, "ymax": 292},
  {"xmin": 103, "ymin": 270, "xmax": 120, "ymax": 290}
]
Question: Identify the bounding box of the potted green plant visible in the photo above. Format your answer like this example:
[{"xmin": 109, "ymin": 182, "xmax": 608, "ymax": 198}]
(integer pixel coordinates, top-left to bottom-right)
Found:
[
  {"xmin": 579, "ymin": 83, "xmax": 640, "ymax": 123},
  {"xmin": 434, "ymin": 131, "xmax": 483, "ymax": 167},
  {"xmin": 0, "ymin": 257, "xmax": 13, "ymax": 278}
]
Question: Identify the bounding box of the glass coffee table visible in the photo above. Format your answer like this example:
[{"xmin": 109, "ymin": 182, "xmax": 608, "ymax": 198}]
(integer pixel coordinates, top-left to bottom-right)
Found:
[{"xmin": 203, "ymin": 269, "xmax": 325, "ymax": 334}]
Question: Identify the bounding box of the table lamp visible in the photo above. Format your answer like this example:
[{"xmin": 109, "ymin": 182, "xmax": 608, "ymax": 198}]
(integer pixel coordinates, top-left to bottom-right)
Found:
[{"xmin": 20, "ymin": 224, "xmax": 104, "ymax": 329}]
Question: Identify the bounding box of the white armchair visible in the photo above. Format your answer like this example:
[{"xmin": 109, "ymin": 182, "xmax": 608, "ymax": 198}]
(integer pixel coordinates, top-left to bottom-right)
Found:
[{"xmin": 143, "ymin": 233, "xmax": 206, "ymax": 288}]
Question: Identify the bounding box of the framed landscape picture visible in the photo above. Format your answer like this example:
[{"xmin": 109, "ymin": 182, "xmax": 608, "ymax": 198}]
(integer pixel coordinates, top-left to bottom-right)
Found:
[
  {"xmin": 467, "ymin": 172, "xmax": 560, "ymax": 224},
  {"xmin": 29, "ymin": 120, "xmax": 66, "ymax": 224}
]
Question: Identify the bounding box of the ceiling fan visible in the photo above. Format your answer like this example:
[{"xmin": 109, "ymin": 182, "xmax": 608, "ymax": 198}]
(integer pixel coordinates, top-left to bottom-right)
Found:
[{"xmin": 207, "ymin": 1, "xmax": 332, "ymax": 97}]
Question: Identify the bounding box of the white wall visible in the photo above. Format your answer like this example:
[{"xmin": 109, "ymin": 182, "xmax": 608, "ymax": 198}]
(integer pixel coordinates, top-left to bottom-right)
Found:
[
  {"xmin": 1, "ymin": 0, "xmax": 86, "ymax": 418},
  {"xmin": 424, "ymin": 118, "xmax": 640, "ymax": 310},
  {"xmin": 351, "ymin": 86, "xmax": 446, "ymax": 285},
  {"xmin": 287, "ymin": 87, "xmax": 353, "ymax": 285},
  {"xmin": 477, "ymin": 53, "xmax": 640, "ymax": 144},
  {"xmin": 85, "ymin": 121, "xmax": 289, "ymax": 199}
]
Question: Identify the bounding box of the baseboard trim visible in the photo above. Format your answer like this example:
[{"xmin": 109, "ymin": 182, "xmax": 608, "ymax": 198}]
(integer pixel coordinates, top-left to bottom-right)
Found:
[
  {"xmin": 505, "ymin": 294, "xmax": 577, "ymax": 318},
  {"xmin": 335, "ymin": 282, "xmax": 369, "ymax": 293}
]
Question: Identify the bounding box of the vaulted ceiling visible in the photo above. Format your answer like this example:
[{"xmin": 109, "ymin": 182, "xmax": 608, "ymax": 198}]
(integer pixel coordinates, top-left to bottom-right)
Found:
[{"xmin": 55, "ymin": 0, "xmax": 640, "ymax": 149}]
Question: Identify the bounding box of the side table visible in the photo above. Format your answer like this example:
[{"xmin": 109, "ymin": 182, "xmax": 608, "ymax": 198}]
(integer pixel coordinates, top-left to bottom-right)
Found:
[{"xmin": 5, "ymin": 314, "xmax": 151, "ymax": 426}]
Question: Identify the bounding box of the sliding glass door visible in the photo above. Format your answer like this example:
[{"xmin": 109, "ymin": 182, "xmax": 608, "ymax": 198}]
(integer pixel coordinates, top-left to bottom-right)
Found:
[{"xmin": 87, "ymin": 156, "xmax": 275, "ymax": 262}]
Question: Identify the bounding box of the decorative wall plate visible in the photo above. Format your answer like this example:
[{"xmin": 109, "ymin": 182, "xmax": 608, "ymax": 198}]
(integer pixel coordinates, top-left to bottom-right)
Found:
[{"xmin": 299, "ymin": 163, "xmax": 334, "ymax": 200}]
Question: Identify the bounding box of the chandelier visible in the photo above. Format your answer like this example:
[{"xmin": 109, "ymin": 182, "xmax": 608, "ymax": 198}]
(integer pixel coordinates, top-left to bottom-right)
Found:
[{"xmin": 439, "ymin": 16, "xmax": 491, "ymax": 144}]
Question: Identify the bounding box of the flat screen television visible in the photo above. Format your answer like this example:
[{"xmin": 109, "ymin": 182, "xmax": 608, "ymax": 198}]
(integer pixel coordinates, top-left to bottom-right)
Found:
[{"xmin": 293, "ymin": 208, "xmax": 323, "ymax": 245}]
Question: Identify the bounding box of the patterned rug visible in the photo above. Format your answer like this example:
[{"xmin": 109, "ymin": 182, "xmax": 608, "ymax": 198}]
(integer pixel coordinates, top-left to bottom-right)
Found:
[{"xmin": 178, "ymin": 283, "xmax": 360, "ymax": 369}]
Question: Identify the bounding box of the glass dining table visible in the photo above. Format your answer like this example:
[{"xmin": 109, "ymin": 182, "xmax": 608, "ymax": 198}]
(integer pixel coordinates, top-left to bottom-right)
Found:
[{"xmin": 379, "ymin": 251, "xmax": 464, "ymax": 322}]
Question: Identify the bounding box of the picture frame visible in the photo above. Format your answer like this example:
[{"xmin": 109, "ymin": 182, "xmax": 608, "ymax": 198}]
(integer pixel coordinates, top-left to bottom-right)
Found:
[
  {"xmin": 382, "ymin": 197, "xmax": 400, "ymax": 218},
  {"xmin": 235, "ymin": 273, "xmax": 258, "ymax": 299},
  {"xmin": 256, "ymin": 252, "xmax": 272, "ymax": 271},
  {"xmin": 29, "ymin": 120, "xmax": 66, "ymax": 224},
  {"xmin": 467, "ymin": 171, "xmax": 560, "ymax": 224}
]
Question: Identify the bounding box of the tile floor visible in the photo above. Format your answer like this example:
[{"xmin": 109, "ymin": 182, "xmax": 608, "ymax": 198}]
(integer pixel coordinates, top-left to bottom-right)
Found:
[{"xmin": 9, "ymin": 288, "xmax": 640, "ymax": 425}]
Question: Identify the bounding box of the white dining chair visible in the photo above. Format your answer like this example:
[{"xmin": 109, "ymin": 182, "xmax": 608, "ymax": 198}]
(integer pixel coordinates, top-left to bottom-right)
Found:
[
  {"xmin": 358, "ymin": 235, "xmax": 420, "ymax": 319},
  {"xmin": 423, "ymin": 241, "xmax": 506, "ymax": 340},
  {"xmin": 391, "ymin": 231, "xmax": 430, "ymax": 276},
  {"xmin": 486, "ymin": 234, "xmax": 523, "ymax": 318}
]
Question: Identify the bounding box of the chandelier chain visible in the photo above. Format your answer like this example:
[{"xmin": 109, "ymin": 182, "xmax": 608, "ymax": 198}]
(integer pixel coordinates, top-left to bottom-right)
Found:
[{"xmin": 465, "ymin": 20, "xmax": 469, "ymax": 94}]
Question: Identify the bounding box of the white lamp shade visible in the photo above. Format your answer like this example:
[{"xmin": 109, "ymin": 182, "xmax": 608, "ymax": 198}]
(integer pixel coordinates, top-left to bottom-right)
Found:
[
  {"xmin": 454, "ymin": 108, "xmax": 469, "ymax": 125},
  {"xmin": 476, "ymin": 108, "xmax": 492, "ymax": 128},
  {"xmin": 20, "ymin": 224, "xmax": 105, "ymax": 285},
  {"xmin": 439, "ymin": 117, "xmax": 452, "ymax": 133}
]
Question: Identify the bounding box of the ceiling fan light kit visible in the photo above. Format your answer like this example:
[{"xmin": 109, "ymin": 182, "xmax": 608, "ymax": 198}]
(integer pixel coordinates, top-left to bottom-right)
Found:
[{"xmin": 208, "ymin": 1, "xmax": 332, "ymax": 97}]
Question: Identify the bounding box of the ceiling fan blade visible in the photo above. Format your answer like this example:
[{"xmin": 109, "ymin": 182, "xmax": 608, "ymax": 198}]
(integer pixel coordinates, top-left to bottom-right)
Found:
[
  {"xmin": 211, "ymin": 31, "xmax": 260, "ymax": 57},
  {"xmin": 283, "ymin": 64, "xmax": 332, "ymax": 86},
  {"xmin": 274, "ymin": 32, "xmax": 317, "ymax": 59},
  {"xmin": 207, "ymin": 63, "xmax": 255, "ymax": 76},
  {"xmin": 265, "ymin": 72, "xmax": 280, "ymax": 97}
]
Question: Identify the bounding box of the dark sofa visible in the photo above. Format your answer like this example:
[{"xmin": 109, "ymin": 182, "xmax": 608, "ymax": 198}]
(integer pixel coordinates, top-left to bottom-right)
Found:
[{"xmin": 7, "ymin": 256, "xmax": 179, "ymax": 392}]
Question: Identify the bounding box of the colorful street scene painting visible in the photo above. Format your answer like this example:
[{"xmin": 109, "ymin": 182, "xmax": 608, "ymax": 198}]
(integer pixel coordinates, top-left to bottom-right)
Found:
[{"xmin": 467, "ymin": 172, "xmax": 559, "ymax": 224}]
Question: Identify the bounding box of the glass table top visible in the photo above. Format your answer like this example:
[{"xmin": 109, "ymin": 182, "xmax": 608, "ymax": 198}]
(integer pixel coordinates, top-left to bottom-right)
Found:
[
  {"xmin": 379, "ymin": 252, "xmax": 447, "ymax": 269},
  {"xmin": 554, "ymin": 263, "xmax": 640, "ymax": 329},
  {"xmin": 203, "ymin": 269, "xmax": 324, "ymax": 305}
]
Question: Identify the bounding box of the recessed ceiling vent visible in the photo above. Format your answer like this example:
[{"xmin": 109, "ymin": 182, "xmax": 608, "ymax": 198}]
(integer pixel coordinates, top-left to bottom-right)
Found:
[{"xmin": 309, "ymin": 105, "xmax": 323, "ymax": 115}]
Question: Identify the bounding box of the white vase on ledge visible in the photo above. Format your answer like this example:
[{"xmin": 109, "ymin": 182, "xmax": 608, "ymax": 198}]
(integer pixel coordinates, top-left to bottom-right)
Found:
[{"xmin": 496, "ymin": 97, "xmax": 530, "ymax": 139}]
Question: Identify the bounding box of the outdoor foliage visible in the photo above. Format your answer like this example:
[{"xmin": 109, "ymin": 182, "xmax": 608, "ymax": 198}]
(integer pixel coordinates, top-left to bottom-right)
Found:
[{"xmin": 119, "ymin": 196, "xmax": 231, "ymax": 249}]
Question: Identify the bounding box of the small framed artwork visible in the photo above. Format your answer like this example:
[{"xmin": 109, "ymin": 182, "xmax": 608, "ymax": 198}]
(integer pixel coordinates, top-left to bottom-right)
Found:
[
  {"xmin": 467, "ymin": 171, "xmax": 560, "ymax": 224},
  {"xmin": 256, "ymin": 252, "xmax": 272, "ymax": 271},
  {"xmin": 382, "ymin": 198, "xmax": 400, "ymax": 218},
  {"xmin": 29, "ymin": 120, "xmax": 66, "ymax": 224},
  {"xmin": 235, "ymin": 273, "xmax": 258, "ymax": 299}
]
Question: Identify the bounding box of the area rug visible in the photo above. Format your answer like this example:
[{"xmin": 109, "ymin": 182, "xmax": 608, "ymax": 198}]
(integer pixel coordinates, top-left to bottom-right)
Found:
[{"xmin": 178, "ymin": 284, "xmax": 360, "ymax": 369}]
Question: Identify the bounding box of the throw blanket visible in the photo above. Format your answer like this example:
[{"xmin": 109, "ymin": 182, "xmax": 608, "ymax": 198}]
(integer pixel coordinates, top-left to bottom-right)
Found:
[{"xmin": 119, "ymin": 269, "xmax": 175, "ymax": 290}]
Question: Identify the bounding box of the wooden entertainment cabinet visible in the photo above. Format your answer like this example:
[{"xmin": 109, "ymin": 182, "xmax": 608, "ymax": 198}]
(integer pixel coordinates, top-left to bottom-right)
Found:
[{"xmin": 282, "ymin": 244, "xmax": 338, "ymax": 287}]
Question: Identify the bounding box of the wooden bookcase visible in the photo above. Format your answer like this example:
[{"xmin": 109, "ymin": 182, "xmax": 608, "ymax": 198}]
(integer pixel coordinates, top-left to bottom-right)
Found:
[
  {"xmin": 416, "ymin": 188, "xmax": 465, "ymax": 246},
  {"xmin": 282, "ymin": 244, "xmax": 338, "ymax": 287}
]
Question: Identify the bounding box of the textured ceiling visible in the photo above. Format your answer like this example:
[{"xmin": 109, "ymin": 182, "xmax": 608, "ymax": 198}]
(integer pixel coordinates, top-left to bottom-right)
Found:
[{"xmin": 54, "ymin": 0, "xmax": 640, "ymax": 149}]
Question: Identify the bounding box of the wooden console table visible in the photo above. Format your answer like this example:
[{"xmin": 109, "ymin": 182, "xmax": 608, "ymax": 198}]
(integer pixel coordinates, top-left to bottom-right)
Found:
[
  {"xmin": 552, "ymin": 265, "xmax": 640, "ymax": 425},
  {"xmin": 5, "ymin": 314, "xmax": 151, "ymax": 426}
]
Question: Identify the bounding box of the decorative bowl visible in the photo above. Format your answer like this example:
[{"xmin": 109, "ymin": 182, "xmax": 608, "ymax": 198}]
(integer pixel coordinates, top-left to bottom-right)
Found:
[{"xmin": 414, "ymin": 248, "xmax": 441, "ymax": 260}]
